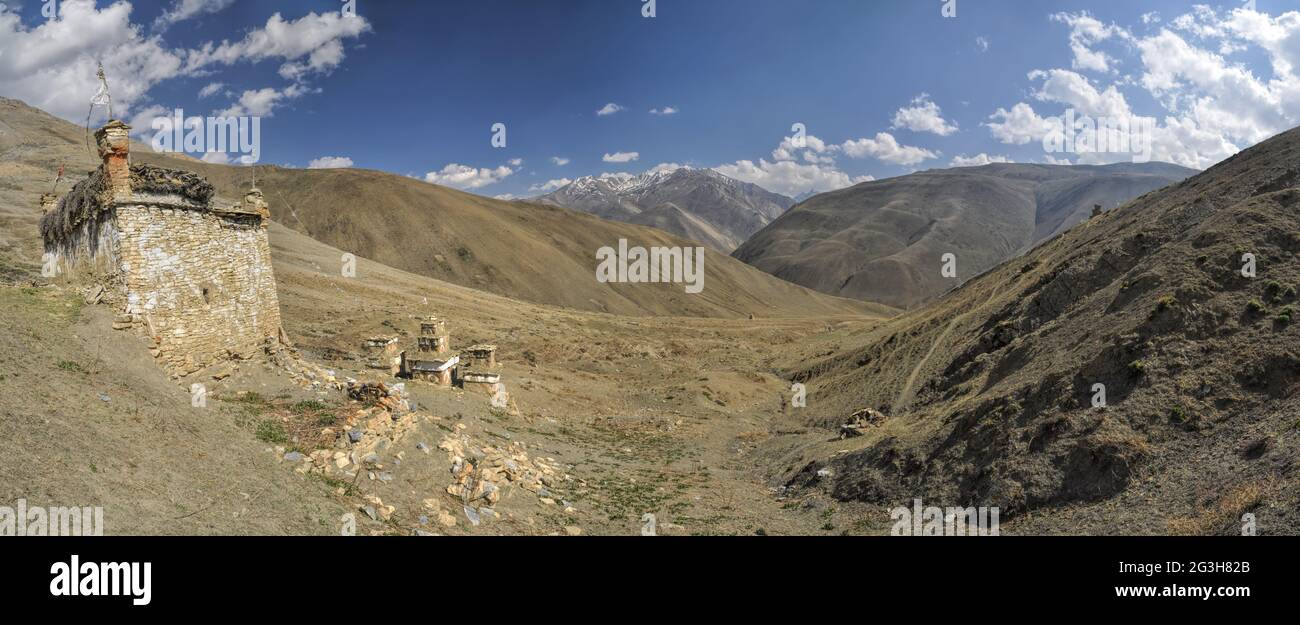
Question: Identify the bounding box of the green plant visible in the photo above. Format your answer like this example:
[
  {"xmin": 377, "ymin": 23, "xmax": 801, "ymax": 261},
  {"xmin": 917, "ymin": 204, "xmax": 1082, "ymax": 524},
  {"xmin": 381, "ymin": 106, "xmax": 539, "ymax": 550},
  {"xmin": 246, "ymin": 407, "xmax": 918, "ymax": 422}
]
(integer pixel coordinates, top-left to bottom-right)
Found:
[
  {"xmin": 1247, "ymin": 299, "xmax": 1267, "ymax": 315},
  {"xmin": 255, "ymin": 420, "xmax": 288, "ymax": 444},
  {"xmin": 1276, "ymin": 306, "xmax": 1294, "ymax": 325},
  {"xmin": 1129, "ymin": 360, "xmax": 1148, "ymax": 377},
  {"xmin": 1154, "ymin": 294, "xmax": 1176, "ymax": 313},
  {"xmin": 290, "ymin": 399, "xmax": 331, "ymax": 413},
  {"xmin": 1169, "ymin": 405, "xmax": 1190, "ymax": 425},
  {"xmin": 56, "ymin": 360, "xmax": 86, "ymax": 373}
]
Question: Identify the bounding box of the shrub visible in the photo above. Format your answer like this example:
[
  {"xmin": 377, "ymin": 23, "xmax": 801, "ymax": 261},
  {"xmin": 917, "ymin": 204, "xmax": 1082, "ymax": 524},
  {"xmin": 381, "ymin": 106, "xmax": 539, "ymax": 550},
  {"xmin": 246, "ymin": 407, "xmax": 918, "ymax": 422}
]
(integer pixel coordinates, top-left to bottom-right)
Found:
[
  {"xmin": 1129, "ymin": 360, "xmax": 1148, "ymax": 377},
  {"xmin": 1247, "ymin": 299, "xmax": 1267, "ymax": 315},
  {"xmin": 255, "ymin": 420, "xmax": 288, "ymax": 444}
]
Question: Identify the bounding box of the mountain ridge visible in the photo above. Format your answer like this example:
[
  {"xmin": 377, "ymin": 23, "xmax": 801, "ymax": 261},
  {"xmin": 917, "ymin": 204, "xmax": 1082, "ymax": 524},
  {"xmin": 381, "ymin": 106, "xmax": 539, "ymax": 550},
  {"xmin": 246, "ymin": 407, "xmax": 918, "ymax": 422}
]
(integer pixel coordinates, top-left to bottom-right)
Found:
[
  {"xmin": 733, "ymin": 161, "xmax": 1199, "ymax": 309},
  {"xmin": 536, "ymin": 167, "xmax": 794, "ymax": 252}
]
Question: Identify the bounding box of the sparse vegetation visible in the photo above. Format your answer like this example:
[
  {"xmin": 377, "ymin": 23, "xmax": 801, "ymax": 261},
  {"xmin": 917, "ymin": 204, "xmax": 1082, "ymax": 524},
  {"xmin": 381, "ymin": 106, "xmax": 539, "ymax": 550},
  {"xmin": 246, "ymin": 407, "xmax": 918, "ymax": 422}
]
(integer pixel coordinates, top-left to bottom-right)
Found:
[
  {"xmin": 1153, "ymin": 294, "xmax": 1176, "ymax": 315},
  {"xmin": 1247, "ymin": 299, "xmax": 1267, "ymax": 316},
  {"xmin": 1128, "ymin": 360, "xmax": 1149, "ymax": 377},
  {"xmin": 255, "ymin": 420, "xmax": 289, "ymax": 445},
  {"xmin": 1276, "ymin": 306, "xmax": 1293, "ymax": 325},
  {"xmin": 56, "ymin": 360, "xmax": 86, "ymax": 373}
]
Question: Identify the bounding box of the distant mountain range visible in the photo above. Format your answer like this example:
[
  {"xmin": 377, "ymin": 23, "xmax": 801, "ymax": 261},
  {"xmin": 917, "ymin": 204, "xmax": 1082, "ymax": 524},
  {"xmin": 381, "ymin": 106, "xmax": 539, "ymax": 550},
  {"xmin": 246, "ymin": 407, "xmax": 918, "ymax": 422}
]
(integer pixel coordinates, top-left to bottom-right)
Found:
[
  {"xmin": 535, "ymin": 168, "xmax": 794, "ymax": 252},
  {"xmin": 732, "ymin": 162, "xmax": 1199, "ymax": 309}
]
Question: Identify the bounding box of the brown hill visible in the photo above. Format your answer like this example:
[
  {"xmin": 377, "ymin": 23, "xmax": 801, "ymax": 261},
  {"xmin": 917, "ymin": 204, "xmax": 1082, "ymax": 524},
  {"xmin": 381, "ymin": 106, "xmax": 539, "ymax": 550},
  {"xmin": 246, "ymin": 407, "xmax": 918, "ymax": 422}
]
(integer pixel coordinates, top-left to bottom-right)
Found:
[
  {"xmin": 768, "ymin": 127, "xmax": 1300, "ymax": 534},
  {"xmin": 0, "ymin": 97, "xmax": 881, "ymax": 319},
  {"xmin": 733, "ymin": 162, "xmax": 1196, "ymax": 309}
]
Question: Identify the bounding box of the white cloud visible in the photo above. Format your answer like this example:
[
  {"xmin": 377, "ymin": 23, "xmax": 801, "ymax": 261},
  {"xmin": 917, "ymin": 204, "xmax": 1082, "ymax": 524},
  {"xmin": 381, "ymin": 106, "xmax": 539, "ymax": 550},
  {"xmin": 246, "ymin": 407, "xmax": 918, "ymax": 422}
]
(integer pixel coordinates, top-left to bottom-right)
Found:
[
  {"xmin": 976, "ymin": 36, "xmax": 990, "ymax": 52},
  {"xmin": 529, "ymin": 178, "xmax": 572, "ymax": 192},
  {"xmin": 507, "ymin": 158, "xmax": 523, "ymax": 167},
  {"xmin": 714, "ymin": 134, "xmax": 874, "ymax": 197},
  {"xmin": 200, "ymin": 152, "xmax": 231, "ymax": 164},
  {"xmin": 771, "ymin": 133, "xmax": 839, "ymax": 164},
  {"xmin": 1051, "ymin": 12, "xmax": 1129, "ymax": 73},
  {"xmin": 990, "ymin": 6, "xmax": 1300, "ymax": 169},
  {"xmin": 841, "ymin": 132, "xmax": 938, "ymax": 165},
  {"xmin": 424, "ymin": 163, "xmax": 514, "ymax": 189},
  {"xmin": 184, "ymin": 10, "xmax": 372, "ymax": 80},
  {"xmin": 602, "ymin": 151, "xmax": 640, "ymax": 163},
  {"xmin": 891, "ymin": 94, "xmax": 959, "ymax": 136},
  {"xmin": 308, "ymin": 156, "xmax": 353, "ymax": 169},
  {"xmin": 596, "ymin": 102, "xmax": 624, "ymax": 116},
  {"xmin": 550, "ymin": 156, "xmax": 570, "ymax": 166},
  {"xmin": 986, "ymin": 102, "xmax": 1054, "ymax": 145},
  {"xmin": 154, "ymin": 0, "xmax": 236, "ymax": 31},
  {"xmin": 0, "ymin": 0, "xmax": 184, "ymax": 122},
  {"xmin": 493, "ymin": 193, "xmax": 517, "ymax": 201},
  {"xmin": 217, "ymin": 84, "xmax": 307, "ymax": 117},
  {"xmin": 714, "ymin": 159, "xmax": 872, "ymax": 197},
  {"xmin": 650, "ymin": 106, "xmax": 679, "ymax": 115},
  {"xmin": 950, "ymin": 153, "xmax": 1011, "ymax": 167},
  {"xmin": 647, "ymin": 162, "xmax": 687, "ymax": 174},
  {"xmin": 197, "ymin": 82, "xmax": 224, "ymax": 98},
  {"xmin": 0, "ymin": 2, "xmax": 371, "ymax": 127},
  {"xmin": 1030, "ymin": 68, "xmax": 1132, "ymax": 118}
]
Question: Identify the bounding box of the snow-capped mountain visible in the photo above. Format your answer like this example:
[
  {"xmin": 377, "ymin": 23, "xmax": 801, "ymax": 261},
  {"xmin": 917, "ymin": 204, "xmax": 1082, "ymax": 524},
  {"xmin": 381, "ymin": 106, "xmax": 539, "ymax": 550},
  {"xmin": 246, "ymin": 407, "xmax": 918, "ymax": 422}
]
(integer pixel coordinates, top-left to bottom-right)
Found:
[{"xmin": 535, "ymin": 168, "xmax": 794, "ymax": 252}]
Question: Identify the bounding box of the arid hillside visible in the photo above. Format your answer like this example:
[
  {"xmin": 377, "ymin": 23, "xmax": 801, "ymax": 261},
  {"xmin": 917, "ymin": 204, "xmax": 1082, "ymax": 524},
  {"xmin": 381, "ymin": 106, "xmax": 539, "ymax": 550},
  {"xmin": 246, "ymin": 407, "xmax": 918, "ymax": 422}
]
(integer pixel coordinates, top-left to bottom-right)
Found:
[
  {"xmin": 0, "ymin": 98, "xmax": 881, "ymax": 320},
  {"xmin": 733, "ymin": 162, "xmax": 1197, "ymax": 309},
  {"xmin": 769, "ymin": 127, "xmax": 1300, "ymax": 535}
]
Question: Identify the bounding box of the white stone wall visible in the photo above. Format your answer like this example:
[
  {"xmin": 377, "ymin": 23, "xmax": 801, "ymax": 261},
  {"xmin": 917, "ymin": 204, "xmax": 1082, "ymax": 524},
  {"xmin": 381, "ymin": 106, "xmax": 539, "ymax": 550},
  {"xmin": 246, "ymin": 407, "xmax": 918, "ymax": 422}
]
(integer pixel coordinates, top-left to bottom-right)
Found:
[{"xmin": 115, "ymin": 201, "xmax": 281, "ymax": 374}]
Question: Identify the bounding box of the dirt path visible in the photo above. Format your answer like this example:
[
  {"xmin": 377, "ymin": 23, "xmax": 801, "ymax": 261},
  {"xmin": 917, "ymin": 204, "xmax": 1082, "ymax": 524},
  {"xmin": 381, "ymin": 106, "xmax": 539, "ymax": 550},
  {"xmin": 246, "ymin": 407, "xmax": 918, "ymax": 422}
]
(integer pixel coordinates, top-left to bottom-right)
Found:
[{"xmin": 892, "ymin": 284, "xmax": 1002, "ymax": 414}]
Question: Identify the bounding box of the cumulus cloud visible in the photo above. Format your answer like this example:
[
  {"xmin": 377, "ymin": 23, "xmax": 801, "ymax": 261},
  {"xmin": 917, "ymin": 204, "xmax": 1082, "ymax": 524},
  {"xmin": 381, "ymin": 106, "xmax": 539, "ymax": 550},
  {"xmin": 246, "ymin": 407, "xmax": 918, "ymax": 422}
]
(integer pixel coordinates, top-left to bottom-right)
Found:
[
  {"xmin": 529, "ymin": 178, "xmax": 572, "ymax": 192},
  {"xmin": 197, "ymin": 81, "xmax": 225, "ymax": 98},
  {"xmin": 986, "ymin": 102, "xmax": 1055, "ymax": 145},
  {"xmin": 424, "ymin": 163, "xmax": 514, "ymax": 189},
  {"xmin": 950, "ymin": 153, "xmax": 1011, "ymax": 167},
  {"xmin": 841, "ymin": 132, "xmax": 938, "ymax": 165},
  {"xmin": 308, "ymin": 156, "xmax": 354, "ymax": 169},
  {"xmin": 713, "ymin": 133, "xmax": 873, "ymax": 197},
  {"xmin": 602, "ymin": 151, "xmax": 640, "ymax": 163},
  {"xmin": 714, "ymin": 159, "xmax": 872, "ymax": 198},
  {"xmin": 184, "ymin": 10, "xmax": 371, "ymax": 80},
  {"xmin": 0, "ymin": 0, "xmax": 183, "ymax": 121},
  {"xmin": 985, "ymin": 7, "xmax": 1300, "ymax": 169},
  {"xmin": 0, "ymin": 2, "xmax": 371, "ymax": 128},
  {"xmin": 216, "ymin": 84, "xmax": 307, "ymax": 117},
  {"xmin": 891, "ymin": 94, "xmax": 959, "ymax": 136},
  {"xmin": 596, "ymin": 102, "xmax": 624, "ymax": 116},
  {"xmin": 154, "ymin": 0, "xmax": 236, "ymax": 31},
  {"xmin": 1050, "ymin": 12, "xmax": 1129, "ymax": 73}
]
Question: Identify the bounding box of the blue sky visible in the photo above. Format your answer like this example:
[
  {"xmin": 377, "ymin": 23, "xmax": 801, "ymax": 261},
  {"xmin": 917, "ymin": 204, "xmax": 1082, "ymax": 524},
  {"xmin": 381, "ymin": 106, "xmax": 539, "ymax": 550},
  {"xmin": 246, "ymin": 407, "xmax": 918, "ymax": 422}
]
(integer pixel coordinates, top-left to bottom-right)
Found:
[{"xmin": 6, "ymin": 0, "xmax": 1300, "ymax": 198}]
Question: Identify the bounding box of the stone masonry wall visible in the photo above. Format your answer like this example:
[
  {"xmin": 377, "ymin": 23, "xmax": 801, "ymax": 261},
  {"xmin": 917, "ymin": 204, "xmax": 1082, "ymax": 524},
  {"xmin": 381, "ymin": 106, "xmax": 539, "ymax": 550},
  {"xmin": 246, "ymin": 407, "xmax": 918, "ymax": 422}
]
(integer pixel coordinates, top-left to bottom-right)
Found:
[{"xmin": 116, "ymin": 202, "xmax": 281, "ymax": 374}]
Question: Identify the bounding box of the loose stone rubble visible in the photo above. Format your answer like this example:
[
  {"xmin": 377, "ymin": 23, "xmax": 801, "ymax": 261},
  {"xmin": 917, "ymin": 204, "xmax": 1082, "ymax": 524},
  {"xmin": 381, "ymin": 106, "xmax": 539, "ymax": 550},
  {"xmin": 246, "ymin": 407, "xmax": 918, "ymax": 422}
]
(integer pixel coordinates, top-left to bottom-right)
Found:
[{"xmin": 839, "ymin": 407, "xmax": 889, "ymax": 439}]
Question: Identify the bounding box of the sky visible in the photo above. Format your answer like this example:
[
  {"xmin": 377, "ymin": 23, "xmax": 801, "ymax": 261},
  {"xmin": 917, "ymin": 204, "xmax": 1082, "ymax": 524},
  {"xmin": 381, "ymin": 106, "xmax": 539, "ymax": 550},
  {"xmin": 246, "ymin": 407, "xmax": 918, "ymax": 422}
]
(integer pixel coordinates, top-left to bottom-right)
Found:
[{"xmin": 5, "ymin": 0, "xmax": 1300, "ymax": 200}]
